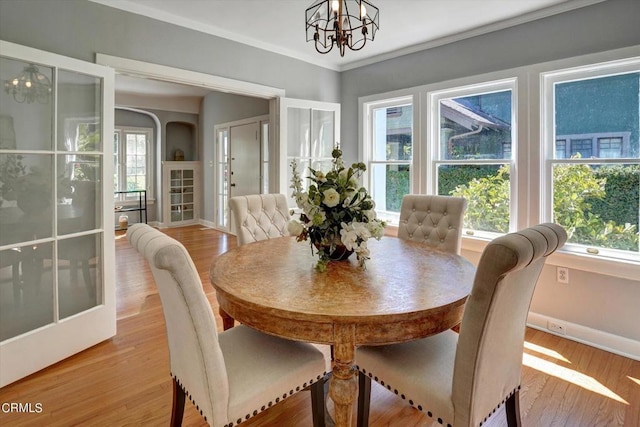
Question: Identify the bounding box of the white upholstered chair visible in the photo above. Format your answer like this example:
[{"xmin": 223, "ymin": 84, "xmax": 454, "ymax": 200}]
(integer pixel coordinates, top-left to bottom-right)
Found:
[
  {"xmin": 229, "ymin": 194, "xmax": 290, "ymax": 246},
  {"xmin": 224, "ymin": 193, "xmax": 291, "ymax": 329},
  {"xmin": 356, "ymin": 223, "xmax": 567, "ymax": 427},
  {"xmin": 397, "ymin": 195, "xmax": 467, "ymax": 254},
  {"xmin": 127, "ymin": 224, "xmax": 328, "ymax": 427}
]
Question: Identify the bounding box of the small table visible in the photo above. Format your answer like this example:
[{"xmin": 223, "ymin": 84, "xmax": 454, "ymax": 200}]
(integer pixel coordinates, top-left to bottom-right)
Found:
[{"xmin": 210, "ymin": 237, "xmax": 476, "ymax": 427}]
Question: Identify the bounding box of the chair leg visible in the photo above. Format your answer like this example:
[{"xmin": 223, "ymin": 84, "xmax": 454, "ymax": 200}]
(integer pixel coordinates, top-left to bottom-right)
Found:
[
  {"xmin": 310, "ymin": 378, "xmax": 326, "ymax": 427},
  {"xmin": 357, "ymin": 372, "xmax": 372, "ymax": 427},
  {"xmin": 505, "ymin": 389, "xmax": 522, "ymax": 427},
  {"xmin": 170, "ymin": 378, "xmax": 186, "ymax": 427},
  {"xmin": 220, "ymin": 308, "xmax": 235, "ymax": 330}
]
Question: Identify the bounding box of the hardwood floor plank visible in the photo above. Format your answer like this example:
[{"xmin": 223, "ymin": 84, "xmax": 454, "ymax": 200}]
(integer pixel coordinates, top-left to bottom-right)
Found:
[{"xmin": 0, "ymin": 225, "xmax": 638, "ymax": 426}]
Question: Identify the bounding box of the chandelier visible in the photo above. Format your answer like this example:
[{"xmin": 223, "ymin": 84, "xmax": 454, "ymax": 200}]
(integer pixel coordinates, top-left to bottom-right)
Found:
[
  {"xmin": 3, "ymin": 64, "xmax": 52, "ymax": 104},
  {"xmin": 306, "ymin": 0, "xmax": 379, "ymax": 57}
]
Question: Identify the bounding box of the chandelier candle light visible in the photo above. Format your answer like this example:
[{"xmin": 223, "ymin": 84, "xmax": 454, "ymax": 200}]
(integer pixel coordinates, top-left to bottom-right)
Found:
[
  {"xmin": 3, "ymin": 64, "xmax": 52, "ymax": 104},
  {"xmin": 289, "ymin": 146, "xmax": 386, "ymax": 272},
  {"xmin": 306, "ymin": 0, "xmax": 379, "ymax": 56}
]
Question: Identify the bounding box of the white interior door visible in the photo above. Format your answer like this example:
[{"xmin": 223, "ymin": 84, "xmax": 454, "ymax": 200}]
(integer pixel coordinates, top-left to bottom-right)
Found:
[
  {"xmin": 0, "ymin": 41, "xmax": 115, "ymax": 387},
  {"xmin": 276, "ymin": 97, "xmax": 341, "ymax": 206},
  {"xmin": 230, "ymin": 122, "xmax": 261, "ymax": 197}
]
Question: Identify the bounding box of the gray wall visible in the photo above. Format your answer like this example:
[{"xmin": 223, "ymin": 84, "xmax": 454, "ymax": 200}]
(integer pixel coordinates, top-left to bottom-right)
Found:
[
  {"xmin": 200, "ymin": 92, "xmax": 270, "ymax": 222},
  {"xmin": 339, "ymin": 0, "xmax": 640, "ymax": 162},
  {"xmin": 0, "ymin": 0, "xmax": 341, "ymax": 103}
]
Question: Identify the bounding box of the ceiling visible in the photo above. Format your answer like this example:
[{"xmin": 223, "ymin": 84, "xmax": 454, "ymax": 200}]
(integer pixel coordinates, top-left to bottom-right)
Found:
[{"xmin": 91, "ymin": 0, "xmax": 603, "ymax": 97}]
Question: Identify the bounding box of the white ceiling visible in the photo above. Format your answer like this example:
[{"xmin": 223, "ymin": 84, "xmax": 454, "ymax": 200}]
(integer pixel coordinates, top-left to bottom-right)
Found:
[{"xmin": 91, "ymin": 0, "xmax": 603, "ymax": 97}]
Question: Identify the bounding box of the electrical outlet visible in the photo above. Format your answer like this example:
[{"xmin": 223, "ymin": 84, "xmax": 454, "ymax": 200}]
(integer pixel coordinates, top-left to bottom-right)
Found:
[
  {"xmin": 557, "ymin": 266, "xmax": 569, "ymax": 284},
  {"xmin": 547, "ymin": 321, "xmax": 567, "ymax": 335}
]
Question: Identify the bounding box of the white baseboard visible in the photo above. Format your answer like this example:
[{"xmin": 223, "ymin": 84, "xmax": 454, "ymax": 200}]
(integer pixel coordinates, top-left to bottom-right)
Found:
[
  {"xmin": 527, "ymin": 312, "xmax": 640, "ymax": 361},
  {"xmin": 198, "ymin": 219, "xmax": 216, "ymax": 229}
]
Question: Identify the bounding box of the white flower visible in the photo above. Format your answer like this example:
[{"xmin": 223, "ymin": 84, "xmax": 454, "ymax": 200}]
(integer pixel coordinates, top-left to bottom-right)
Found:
[
  {"xmin": 340, "ymin": 225, "xmax": 359, "ymax": 250},
  {"xmin": 289, "ymin": 146, "xmax": 386, "ymax": 270},
  {"xmin": 366, "ymin": 220, "xmax": 385, "ymax": 239},
  {"xmin": 323, "ymin": 188, "xmax": 340, "ymax": 207},
  {"xmin": 311, "ymin": 210, "xmax": 327, "ymax": 226},
  {"xmin": 364, "ymin": 209, "xmax": 377, "ymax": 221},
  {"xmin": 287, "ymin": 220, "xmax": 304, "ymax": 236}
]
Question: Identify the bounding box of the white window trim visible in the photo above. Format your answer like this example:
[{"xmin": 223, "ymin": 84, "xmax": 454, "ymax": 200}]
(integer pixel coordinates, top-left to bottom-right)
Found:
[
  {"xmin": 362, "ymin": 95, "xmax": 415, "ymax": 225},
  {"xmin": 540, "ymin": 56, "xmax": 640, "ymax": 264},
  {"xmin": 114, "ymin": 125, "xmax": 154, "ymax": 204},
  {"xmin": 359, "ymin": 46, "xmax": 640, "ymax": 280},
  {"xmin": 428, "ymin": 77, "xmax": 518, "ymax": 240}
]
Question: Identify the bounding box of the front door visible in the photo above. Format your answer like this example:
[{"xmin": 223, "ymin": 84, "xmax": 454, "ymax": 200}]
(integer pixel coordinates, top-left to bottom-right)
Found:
[
  {"xmin": 0, "ymin": 41, "xmax": 115, "ymax": 387},
  {"xmin": 230, "ymin": 122, "xmax": 260, "ymax": 197}
]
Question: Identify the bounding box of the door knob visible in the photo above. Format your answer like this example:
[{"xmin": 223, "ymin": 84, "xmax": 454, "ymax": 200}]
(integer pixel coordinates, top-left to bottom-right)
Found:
[{"xmin": 230, "ymin": 183, "xmax": 236, "ymax": 187}]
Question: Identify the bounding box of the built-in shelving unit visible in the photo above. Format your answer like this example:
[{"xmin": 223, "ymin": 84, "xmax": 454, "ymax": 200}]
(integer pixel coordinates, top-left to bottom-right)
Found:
[{"xmin": 162, "ymin": 161, "xmax": 200, "ymax": 226}]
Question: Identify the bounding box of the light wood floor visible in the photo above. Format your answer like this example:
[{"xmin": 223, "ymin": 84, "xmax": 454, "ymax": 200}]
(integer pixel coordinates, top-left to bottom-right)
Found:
[{"xmin": 1, "ymin": 225, "xmax": 638, "ymax": 426}]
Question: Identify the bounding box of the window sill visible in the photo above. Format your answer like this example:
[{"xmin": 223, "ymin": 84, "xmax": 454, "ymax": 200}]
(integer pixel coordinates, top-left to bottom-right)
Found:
[{"xmin": 462, "ymin": 235, "xmax": 639, "ymax": 282}]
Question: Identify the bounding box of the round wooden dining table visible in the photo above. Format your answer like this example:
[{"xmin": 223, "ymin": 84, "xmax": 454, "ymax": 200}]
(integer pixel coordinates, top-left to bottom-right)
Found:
[{"xmin": 210, "ymin": 236, "xmax": 476, "ymax": 427}]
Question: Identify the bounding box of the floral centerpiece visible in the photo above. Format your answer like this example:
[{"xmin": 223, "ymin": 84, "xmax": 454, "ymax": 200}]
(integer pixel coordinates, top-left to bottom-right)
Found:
[{"xmin": 288, "ymin": 146, "xmax": 386, "ymax": 271}]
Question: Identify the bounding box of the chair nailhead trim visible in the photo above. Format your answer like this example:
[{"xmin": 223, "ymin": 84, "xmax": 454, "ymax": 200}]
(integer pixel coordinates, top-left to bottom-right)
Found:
[
  {"xmin": 174, "ymin": 371, "xmax": 329, "ymax": 427},
  {"xmin": 358, "ymin": 369, "xmax": 522, "ymax": 427}
]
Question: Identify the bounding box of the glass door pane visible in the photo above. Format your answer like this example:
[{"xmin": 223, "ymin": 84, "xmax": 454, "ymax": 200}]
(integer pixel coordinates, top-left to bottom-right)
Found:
[
  {"xmin": 56, "ymin": 70, "xmax": 103, "ymax": 317},
  {"xmin": 0, "ymin": 57, "xmax": 56, "ymax": 340}
]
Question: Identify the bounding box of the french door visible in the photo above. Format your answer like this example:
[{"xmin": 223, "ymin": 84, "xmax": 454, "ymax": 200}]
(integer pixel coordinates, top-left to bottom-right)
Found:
[
  {"xmin": 0, "ymin": 41, "xmax": 115, "ymax": 387},
  {"xmin": 276, "ymin": 97, "xmax": 341, "ymax": 206}
]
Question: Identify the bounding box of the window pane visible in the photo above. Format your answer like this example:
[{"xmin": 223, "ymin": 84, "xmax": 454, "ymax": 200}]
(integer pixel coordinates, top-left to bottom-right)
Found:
[
  {"xmin": 598, "ymin": 137, "xmax": 623, "ymax": 158},
  {"xmin": 552, "ymin": 72, "xmax": 639, "ymax": 254},
  {"xmin": 58, "ymin": 70, "xmax": 102, "ymax": 152},
  {"xmin": 552, "ymin": 163, "xmax": 639, "ymax": 251},
  {"xmin": 0, "ymin": 153, "xmax": 54, "ymax": 244},
  {"xmin": 439, "ymin": 164, "xmax": 510, "ymax": 233},
  {"xmin": 0, "ymin": 242, "xmax": 54, "ymax": 340},
  {"xmin": 311, "ymin": 110, "xmax": 334, "ymax": 158},
  {"xmin": 0, "ymin": 57, "xmax": 53, "ymax": 151},
  {"xmin": 372, "ymin": 105, "xmax": 412, "ymax": 161},
  {"xmin": 370, "ymin": 163, "xmax": 410, "ymax": 215},
  {"xmin": 569, "ymin": 138, "xmax": 593, "ymax": 158},
  {"xmin": 60, "ymin": 155, "xmax": 101, "ymax": 235},
  {"xmin": 440, "ymin": 90, "xmax": 512, "ymax": 160},
  {"xmin": 58, "ymin": 233, "xmax": 102, "ymax": 319},
  {"xmin": 287, "ymin": 107, "xmax": 310, "ymax": 158},
  {"xmin": 555, "ymin": 73, "xmax": 639, "ymax": 159}
]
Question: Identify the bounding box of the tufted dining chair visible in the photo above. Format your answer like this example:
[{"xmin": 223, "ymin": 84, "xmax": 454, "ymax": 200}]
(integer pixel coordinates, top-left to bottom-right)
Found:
[
  {"xmin": 229, "ymin": 194, "xmax": 290, "ymax": 246},
  {"xmin": 356, "ymin": 223, "xmax": 567, "ymax": 427},
  {"xmin": 127, "ymin": 224, "xmax": 328, "ymax": 427},
  {"xmin": 224, "ymin": 193, "xmax": 291, "ymax": 329},
  {"xmin": 397, "ymin": 195, "xmax": 467, "ymax": 254}
]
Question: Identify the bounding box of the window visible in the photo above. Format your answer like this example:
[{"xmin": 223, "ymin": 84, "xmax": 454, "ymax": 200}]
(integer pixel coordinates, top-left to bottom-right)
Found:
[
  {"xmin": 364, "ymin": 98, "xmax": 413, "ymax": 224},
  {"xmin": 543, "ymin": 61, "xmax": 639, "ymax": 260},
  {"xmin": 360, "ymin": 51, "xmax": 639, "ymax": 273},
  {"xmin": 431, "ymin": 80, "xmax": 516, "ymax": 236},
  {"xmin": 286, "ymin": 107, "xmax": 336, "ymax": 197},
  {"xmin": 555, "ymin": 132, "xmax": 630, "ymax": 159},
  {"xmin": 113, "ymin": 127, "xmax": 153, "ymax": 200}
]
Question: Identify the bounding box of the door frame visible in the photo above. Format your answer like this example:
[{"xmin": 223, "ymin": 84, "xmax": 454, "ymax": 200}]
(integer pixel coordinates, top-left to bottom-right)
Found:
[{"xmin": 213, "ymin": 115, "xmax": 269, "ymax": 232}]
